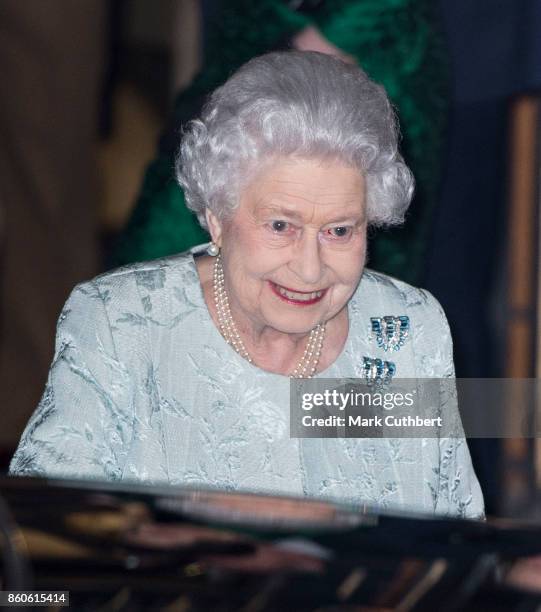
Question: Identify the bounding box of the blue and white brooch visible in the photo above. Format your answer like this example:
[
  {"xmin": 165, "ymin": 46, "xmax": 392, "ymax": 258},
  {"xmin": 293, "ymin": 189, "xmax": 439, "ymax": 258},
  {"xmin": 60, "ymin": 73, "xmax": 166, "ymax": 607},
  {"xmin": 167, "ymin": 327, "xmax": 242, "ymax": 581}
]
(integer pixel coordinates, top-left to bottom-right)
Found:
[
  {"xmin": 362, "ymin": 357, "xmax": 396, "ymax": 386},
  {"xmin": 370, "ymin": 315, "xmax": 410, "ymax": 352}
]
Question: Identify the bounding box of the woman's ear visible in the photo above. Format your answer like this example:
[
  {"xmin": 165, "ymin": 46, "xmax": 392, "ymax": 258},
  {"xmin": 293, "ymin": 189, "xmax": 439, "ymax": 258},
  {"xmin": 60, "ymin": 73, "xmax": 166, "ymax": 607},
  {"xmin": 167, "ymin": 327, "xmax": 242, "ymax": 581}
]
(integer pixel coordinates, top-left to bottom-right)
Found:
[{"xmin": 205, "ymin": 210, "xmax": 223, "ymax": 247}]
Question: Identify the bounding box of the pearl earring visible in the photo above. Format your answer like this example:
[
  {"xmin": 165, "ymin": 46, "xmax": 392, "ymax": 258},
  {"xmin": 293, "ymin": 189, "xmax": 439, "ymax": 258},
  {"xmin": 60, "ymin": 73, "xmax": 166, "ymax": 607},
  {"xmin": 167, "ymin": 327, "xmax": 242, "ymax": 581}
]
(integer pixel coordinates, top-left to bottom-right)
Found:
[{"xmin": 207, "ymin": 242, "xmax": 220, "ymax": 257}]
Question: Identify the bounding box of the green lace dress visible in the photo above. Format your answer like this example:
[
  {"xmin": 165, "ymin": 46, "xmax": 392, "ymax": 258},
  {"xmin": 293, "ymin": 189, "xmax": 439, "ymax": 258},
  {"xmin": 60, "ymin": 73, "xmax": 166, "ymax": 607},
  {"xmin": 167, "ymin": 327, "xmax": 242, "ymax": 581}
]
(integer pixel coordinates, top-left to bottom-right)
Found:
[{"xmin": 114, "ymin": 0, "xmax": 448, "ymax": 285}]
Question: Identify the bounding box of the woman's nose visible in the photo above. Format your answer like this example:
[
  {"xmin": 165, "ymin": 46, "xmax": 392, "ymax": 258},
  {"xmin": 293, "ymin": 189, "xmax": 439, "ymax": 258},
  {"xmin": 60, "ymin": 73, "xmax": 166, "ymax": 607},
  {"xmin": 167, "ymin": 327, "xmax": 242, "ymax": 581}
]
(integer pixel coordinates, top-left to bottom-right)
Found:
[{"xmin": 289, "ymin": 234, "xmax": 323, "ymax": 286}]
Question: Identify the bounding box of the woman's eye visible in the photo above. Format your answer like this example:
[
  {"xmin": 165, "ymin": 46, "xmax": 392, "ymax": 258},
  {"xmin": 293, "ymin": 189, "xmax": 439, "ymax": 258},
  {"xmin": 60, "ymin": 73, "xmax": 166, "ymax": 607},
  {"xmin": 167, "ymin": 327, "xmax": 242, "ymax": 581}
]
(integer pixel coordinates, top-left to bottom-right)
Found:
[
  {"xmin": 327, "ymin": 226, "xmax": 352, "ymax": 238},
  {"xmin": 271, "ymin": 220, "xmax": 290, "ymax": 233}
]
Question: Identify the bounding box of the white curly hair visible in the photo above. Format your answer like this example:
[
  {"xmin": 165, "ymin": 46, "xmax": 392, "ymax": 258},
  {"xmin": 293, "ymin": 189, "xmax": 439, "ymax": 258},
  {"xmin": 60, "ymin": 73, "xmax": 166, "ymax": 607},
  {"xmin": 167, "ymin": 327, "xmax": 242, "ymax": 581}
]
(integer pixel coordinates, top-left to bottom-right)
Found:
[{"xmin": 176, "ymin": 50, "xmax": 414, "ymax": 229}]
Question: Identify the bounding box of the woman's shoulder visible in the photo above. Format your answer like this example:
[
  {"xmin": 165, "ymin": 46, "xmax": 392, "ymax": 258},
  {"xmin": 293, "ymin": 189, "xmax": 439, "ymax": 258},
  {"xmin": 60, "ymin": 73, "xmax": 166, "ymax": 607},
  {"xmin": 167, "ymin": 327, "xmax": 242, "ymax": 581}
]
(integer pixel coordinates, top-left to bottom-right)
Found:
[
  {"xmin": 350, "ymin": 268, "xmax": 454, "ymax": 378},
  {"xmin": 355, "ymin": 267, "xmax": 446, "ymax": 319},
  {"xmin": 64, "ymin": 248, "xmax": 205, "ymax": 343},
  {"xmin": 91, "ymin": 249, "xmax": 200, "ymax": 294}
]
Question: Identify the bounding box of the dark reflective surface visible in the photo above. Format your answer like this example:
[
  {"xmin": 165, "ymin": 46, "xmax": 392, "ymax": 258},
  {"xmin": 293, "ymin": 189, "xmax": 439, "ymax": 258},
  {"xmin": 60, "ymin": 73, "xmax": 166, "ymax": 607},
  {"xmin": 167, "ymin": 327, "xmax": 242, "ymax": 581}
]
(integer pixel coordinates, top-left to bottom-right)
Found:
[{"xmin": 1, "ymin": 476, "xmax": 541, "ymax": 611}]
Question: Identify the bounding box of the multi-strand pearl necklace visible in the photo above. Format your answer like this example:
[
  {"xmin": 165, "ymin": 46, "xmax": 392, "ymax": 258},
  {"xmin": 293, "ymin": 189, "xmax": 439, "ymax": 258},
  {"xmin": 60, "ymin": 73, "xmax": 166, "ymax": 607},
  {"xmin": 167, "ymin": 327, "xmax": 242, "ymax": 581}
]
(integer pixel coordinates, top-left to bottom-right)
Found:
[{"xmin": 213, "ymin": 254, "xmax": 326, "ymax": 378}]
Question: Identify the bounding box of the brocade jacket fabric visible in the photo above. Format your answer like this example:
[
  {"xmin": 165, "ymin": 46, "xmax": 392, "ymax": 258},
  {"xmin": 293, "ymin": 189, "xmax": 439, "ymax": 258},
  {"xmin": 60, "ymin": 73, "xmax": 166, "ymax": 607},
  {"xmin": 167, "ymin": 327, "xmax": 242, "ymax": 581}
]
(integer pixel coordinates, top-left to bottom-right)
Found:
[{"xmin": 10, "ymin": 245, "xmax": 484, "ymax": 519}]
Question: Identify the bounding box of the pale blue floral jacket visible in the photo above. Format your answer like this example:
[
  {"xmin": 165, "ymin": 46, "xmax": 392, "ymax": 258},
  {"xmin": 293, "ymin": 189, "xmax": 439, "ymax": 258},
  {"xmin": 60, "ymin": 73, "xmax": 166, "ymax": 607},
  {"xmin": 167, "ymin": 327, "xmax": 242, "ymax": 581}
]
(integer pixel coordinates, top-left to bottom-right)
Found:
[{"xmin": 10, "ymin": 246, "xmax": 484, "ymax": 519}]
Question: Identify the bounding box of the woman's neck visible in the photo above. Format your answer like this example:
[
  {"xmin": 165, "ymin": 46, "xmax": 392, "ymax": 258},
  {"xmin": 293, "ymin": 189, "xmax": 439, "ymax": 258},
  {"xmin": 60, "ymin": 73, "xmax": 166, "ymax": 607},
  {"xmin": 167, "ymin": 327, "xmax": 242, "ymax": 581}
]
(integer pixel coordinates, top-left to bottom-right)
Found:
[{"xmin": 195, "ymin": 253, "xmax": 349, "ymax": 376}]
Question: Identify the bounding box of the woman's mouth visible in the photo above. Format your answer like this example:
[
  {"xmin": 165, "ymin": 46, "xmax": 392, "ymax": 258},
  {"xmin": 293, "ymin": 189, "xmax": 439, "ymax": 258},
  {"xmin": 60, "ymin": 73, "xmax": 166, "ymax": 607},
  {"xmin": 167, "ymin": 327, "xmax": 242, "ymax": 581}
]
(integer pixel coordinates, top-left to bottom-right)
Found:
[{"xmin": 269, "ymin": 282, "xmax": 327, "ymax": 305}]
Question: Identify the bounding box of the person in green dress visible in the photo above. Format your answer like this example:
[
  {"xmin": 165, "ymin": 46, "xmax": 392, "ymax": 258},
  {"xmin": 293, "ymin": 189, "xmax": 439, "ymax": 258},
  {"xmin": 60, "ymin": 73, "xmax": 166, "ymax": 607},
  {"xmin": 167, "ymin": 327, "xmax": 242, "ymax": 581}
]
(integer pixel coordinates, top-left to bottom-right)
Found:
[{"xmin": 114, "ymin": 0, "xmax": 447, "ymax": 286}]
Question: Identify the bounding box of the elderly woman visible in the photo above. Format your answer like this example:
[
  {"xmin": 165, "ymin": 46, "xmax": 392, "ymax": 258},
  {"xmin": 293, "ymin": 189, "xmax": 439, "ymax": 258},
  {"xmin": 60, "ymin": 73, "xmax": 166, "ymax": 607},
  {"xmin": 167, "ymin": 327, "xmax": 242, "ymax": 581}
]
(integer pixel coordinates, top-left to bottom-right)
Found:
[{"xmin": 10, "ymin": 51, "xmax": 483, "ymax": 519}]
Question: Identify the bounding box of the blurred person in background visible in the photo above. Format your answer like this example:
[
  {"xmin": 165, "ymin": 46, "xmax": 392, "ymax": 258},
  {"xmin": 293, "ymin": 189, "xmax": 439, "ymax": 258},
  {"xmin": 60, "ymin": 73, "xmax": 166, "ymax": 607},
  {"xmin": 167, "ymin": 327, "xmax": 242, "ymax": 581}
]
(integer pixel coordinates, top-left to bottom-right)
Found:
[{"xmin": 114, "ymin": 0, "xmax": 448, "ymax": 289}]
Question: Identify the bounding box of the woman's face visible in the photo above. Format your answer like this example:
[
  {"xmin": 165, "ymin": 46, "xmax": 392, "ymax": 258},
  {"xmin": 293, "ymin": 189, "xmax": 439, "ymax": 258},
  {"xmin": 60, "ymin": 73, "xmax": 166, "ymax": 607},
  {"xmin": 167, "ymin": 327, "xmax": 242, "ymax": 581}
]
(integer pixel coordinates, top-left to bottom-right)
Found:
[{"xmin": 207, "ymin": 157, "xmax": 367, "ymax": 336}]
